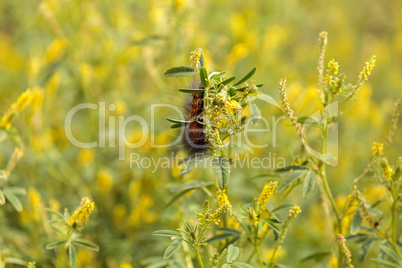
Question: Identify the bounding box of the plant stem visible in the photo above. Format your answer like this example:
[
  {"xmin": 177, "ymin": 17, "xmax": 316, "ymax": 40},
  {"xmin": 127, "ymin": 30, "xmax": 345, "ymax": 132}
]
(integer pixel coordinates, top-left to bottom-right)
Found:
[
  {"xmin": 319, "ymin": 121, "xmax": 343, "ymax": 268},
  {"xmin": 255, "ymin": 241, "xmax": 264, "ymax": 267},
  {"xmin": 194, "ymin": 247, "xmax": 205, "ymax": 268},
  {"xmin": 56, "ymin": 229, "xmax": 73, "ymax": 268}
]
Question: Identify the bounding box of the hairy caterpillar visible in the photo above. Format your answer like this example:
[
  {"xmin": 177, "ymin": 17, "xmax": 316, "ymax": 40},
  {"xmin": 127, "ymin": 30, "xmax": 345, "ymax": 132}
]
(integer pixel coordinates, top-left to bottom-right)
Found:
[{"xmin": 182, "ymin": 83, "xmax": 209, "ymax": 155}]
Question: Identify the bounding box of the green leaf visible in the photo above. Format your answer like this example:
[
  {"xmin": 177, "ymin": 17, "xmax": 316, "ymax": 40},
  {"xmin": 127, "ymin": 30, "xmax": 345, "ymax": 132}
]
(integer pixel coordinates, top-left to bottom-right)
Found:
[
  {"xmin": 219, "ymin": 76, "xmax": 236, "ymax": 86},
  {"xmin": 45, "ymin": 208, "xmax": 65, "ymax": 219},
  {"xmin": 227, "ymin": 244, "xmax": 240, "ymax": 263},
  {"xmin": 258, "ymin": 93, "xmax": 281, "ymax": 109},
  {"xmin": 302, "ymin": 170, "xmax": 316, "ymax": 199},
  {"xmin": 248, "ymin": 98, "xmax": 261, "ymax": 126},
  {"xmin": 205, "ymin": 232, "xmax": 235, "ymax": 244},
  {"xmin": 380, "ymin": 245, "xmax": 402, "ymax": 264},
  {"xmin": 275, "ymin": 165, "xmax": 309, "ymax": 172},
  {"xmin": 351, "ymin": 209, "xmax": 362, "ymax": 235},
  {"xmin": 153, "ymin": 230, "xmax": 182, "ymax": 237},
  {"xmin": 222, "ymin": 264, "xmax": 231, "ymax": 268},
  {"xmin": 0, "ymin": 190, "xmax": 5, "ymax": 205},
  {"xmin": 179, "ymin": 155, "xmax": 206, "ymax": 175},
  {"xmin": 298, "ymin": 252, "xmax": 331, "ymax": 264},
  {"xmin": 370, "ymin": 258, "xmax": 401, "ymax": 268},
  {"xmin": 170, "ymin": 181, "xmax": 213, "ymax": 192},
  {"xmin": 262, "ymin": 218, "xmax": 281, "ymax": 233},
  {"xmin": 72, "ymin": 239, "xmax": 100, "ymax": 251},
  {"xmin": 3, "ymin": 189, "xmax": 23, "ymax": 212},
  {"xmin": 211, "ymin": 156, "xmax": 230, "ymax": 190},
  {"xmin": 69, "ymin": 244, "xmax": 76, "ymax": 267},
  {"xmin": 233, "ymin": 263, "xmax": 254, "ymax": 268},
  {"xmin": 166, "ymin": 118, "xmax": 193, "ymax": 125},
  {"xmin": 358, "ymin": 237, "xmax": 375, "ymax": 262},
  {"xmin": 6, "ymin": 187, "xmax": 27, "ymax": 195},
  {"xmin": 184, "ymin": 220, "xmax": 193, "ymax": 233},
  {"xmin": 216, "ymin": 227, "xmax": 241, "ymax": 235},
  {"xmin": 164, "ymin": 238, "xmax": 183, "ymax": 259},
  {"xmin": 178, "ymin": 88, "xmax": 205, "ymax": 93},
  {"xmin": 233, "ymin": 67, "xmax": 256, "ymax": 86},
  {"xmin": 164, "ymin": 66, "xmax": 197, "ymax": 77},
  {"xmin": 199, "ymin": 67, "xmax": 209, "ymax": 87},
  {"xmin": 4, "ymin": 257, "xmax": 27, "ymax": 265},
  {"xmin": 46, "ymin": 240, "xmax": 67, "ymax": 249},
  {"xmin": 209, "ymin": 71, "xmax": 226, "ymax": 80},
  {"xmin": 277, "ymin": 170, "xmax": 307, "ymax": 192}
]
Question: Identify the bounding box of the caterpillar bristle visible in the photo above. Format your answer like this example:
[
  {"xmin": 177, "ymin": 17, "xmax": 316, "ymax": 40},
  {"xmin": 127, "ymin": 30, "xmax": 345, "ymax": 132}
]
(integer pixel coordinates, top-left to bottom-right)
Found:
[{"xmin": 182, "ymin": 83, "xmax": 209, "ymax": 155}]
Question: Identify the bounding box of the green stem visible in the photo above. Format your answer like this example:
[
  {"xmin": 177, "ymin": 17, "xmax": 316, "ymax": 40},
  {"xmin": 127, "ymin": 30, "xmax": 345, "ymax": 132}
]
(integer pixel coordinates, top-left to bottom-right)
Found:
[
  {"xmin": 255, "ymin": 242, "xmax": 264, "ymax": 267},
  {"xmin": 56, "ymin": 229, "xmax": 73, "ymax": 268},
  {"xmin": 194, "ymin": 247, "xmax": 205, "ymax": 268},
  {"xmin": 320, "ymin": 121, "xmax": 343, "ymax": 268}
]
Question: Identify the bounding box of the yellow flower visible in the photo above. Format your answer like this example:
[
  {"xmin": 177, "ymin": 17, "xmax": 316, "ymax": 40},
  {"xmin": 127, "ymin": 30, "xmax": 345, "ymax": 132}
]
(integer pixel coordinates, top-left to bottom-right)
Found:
[
  {"xmin": 225, "ymin": 100, "xmax": 242, "ymax": 114},
  {"xmin": 0, "ymin": 88, "xmax": 35, "ymax": 130},
  {"xmin": 210, "ymin": 203, "xmax": 230, "ymax": 225},
  {"xmin": 372, "ymin": 142, "xmax": 383, "ymax": 157},
  {"xmin": 68, "ymin": 197, "xmax": 95, "ymax": 228},
  {"xmin": 216, "ymin": 189, "xmax": 231, "ymax": 207},
  {"xmin": 247, "ymin": 208, "xmax": 259, "ymax": 226},
  {"xmin": 119, "ymin": 263, "xmax": 133, "ymax": 268},
  {"xmin": 360, "ymin": 56, "xmax": 376, "ymax": 81},
  {"xmin": 190, "ymin": 49, "xmax": 202, "ymax": 70},
  {"xmin": 258, "ymin": 181, "xmax": 278, "ymax": 210},
  {"xmin": 27, "ymin": 261, "xmax": 36, "ymax": 268},
  {"xmin": 381, "ymin": 158, "xmax": 394, "ymax": 181},
  {"xmin": 328, "ymin": 59, "xmax": 339, "ymax": 74},
  {"xmin": 289, "ymin": 205, "xmax": 302, "ymax": 217}
]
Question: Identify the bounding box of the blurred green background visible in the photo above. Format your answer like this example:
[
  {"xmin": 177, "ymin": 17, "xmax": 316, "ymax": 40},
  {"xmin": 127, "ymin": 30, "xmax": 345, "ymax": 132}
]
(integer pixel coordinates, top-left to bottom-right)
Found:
[{"xmin": 0, "ymin": 0, "xmax": 401, "ymax": 267}]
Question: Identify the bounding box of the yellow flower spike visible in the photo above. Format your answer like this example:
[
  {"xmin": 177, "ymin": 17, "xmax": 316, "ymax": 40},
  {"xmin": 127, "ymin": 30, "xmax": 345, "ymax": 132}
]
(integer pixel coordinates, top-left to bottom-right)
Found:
[
  {"xmin": 371, "ymin": 142, "xmax": 383, "ymax": 157},
  {"xmin": 216, "ymin": 189, "xmax": 231, "ymax": 207},
  {"xmin": 381, "ymin": 158, "xmax": 394, "ymax": 181},
  {"xmin": 258, "ymin": 181, "xmax": 278, "ymax": 210},
  {"xmin": 190, "ymin": 49, "xmax": 202, "ymax": 71},
  {"xmin": 210, "ymin": 203, "xmax": 230, "ymax": 225},
  {"xmin": 336, "ymin": 234, "xmax": 354, "ymax": 268},
  {"xmin": 328, "ymin": 59, "xmax": 339, "ymax": 75},
  {"xmin": 0, "ymin": 88, "xmax": 35, "ymax": 130},
  {"xmin": 68, "ymin": 197, "xmax": 95, "ymax": 228}
]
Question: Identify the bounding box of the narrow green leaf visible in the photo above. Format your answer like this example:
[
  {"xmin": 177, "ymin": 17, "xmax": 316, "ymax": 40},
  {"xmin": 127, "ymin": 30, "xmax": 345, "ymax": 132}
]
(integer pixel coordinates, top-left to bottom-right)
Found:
[
  {"xmin": 3, "ymin": 189, "xmax": 23, "ymax": 212},
  {"xmin": 164, "ymin": 238, "xmax": 183, "ymax": 259},
  {"xmin": 6, "ymin": 187, "xmax": 27, "ymax": 195},
  {"xmin": 72, "ymin": 239, "xmax": 100, "ymax": 251},
  {"xmin": 370, "ymin": 258, "xmax": 401, "ymax": 268},
  {"xmin": 165, "ymin": 189, "xmax": 192, "ymax": 208},
  {"xmin": 211, "ymin": 156, "xmax": 230, "ymax": 190},
  {"xmin": 69, "ymin": 244, "xmax": 76, "ymax": 267},
  {"xmin": 153, "ymin": 230, "xmax": 182, "ymax": 237},
  {"xmin": 227, "ymin": 244, "xmax": 240, "ymax": 263},
  {"xmin": 219, "ymin": 76, "xmax": 236, "ymax": 86},
  {"xmin": 178, "ymin": 88, "xmax": 205, "ymax": 93},
  {"xmin": 302, "ymin": 170, "xmax": 316, "ymax": 199},
  {"xmin": 277, "ymin": 170, "xmax": 307, "ymax": 192},
  {"xmin": 4, "ymin": 257, "xmax": 27, "ymax": 265},
  {"xmin": 184, "ymin": 220, "xmax": 193, "ymax": 233},
  {"xmin": 209, "ymin": 71, "xmax": 226, "ymax": 80},
  {"xmin": 351, "ymin": 209, "xmax": 362, "ymax": 235},
  {"xmin": 380, "ymin": 245, "xmax": 402, "ymax": 264},
  {"xmin": 233, "ymin": 67, "xmax": 256, "ymax": 86},
  {"xmin": 216, "ymin": 227, "xmax": 241, "ymax": 235},
  {"xmin": 199, "ymin": 67, "xmax": 209, "ymax": 87},
  {"xmin": 248, "ymin": 98, "xmax": 261, "ymax": 126},
  {"xmin": 46, "ymin": 240, "xmax": 67, "ymax": 249},
  {"xmin": 222, "ymin": 264, "xmax": 231, "ymax": 268},
  {"xmin": 358, "ymin": 237, "xmax": 375, "ymax": 262},
  {"xmin": 262, "ymin": 218, "xmax": 281, "ymax": 233},
  {"xmin": 275, "ymin": 165, "xmax": 309, "ymax": 172},
  {"xmin": 233, "ymin": 263, "xmax": 254, "ymax": 268},
  {"xmin": 170, "ymin": 123, "xmax": 183, "ymax": 129},
  {"xmin": 258, "ymin": 93, "xmax": 281, "ymax": 109},
  {"xmin": 0, "ymin": 190, "xmax": 5, "ymax": 205},
  {"xmin": 298, "ymin": 252, "xmax": 331, "ymax": 264},
  {"xmin": 166, "ymin": 118, "xmax": 193, "ymax": 125},
  {"xmin": 164, "ymin": 66, "xmax": 197, "ymax": 77},
  {"xmin": 205, "ymin": 233, "xmax": 235, "ymax": 244},
  {"xmin": 45, "ymin": 208, "xmax": 65, "ymax": 219},
  {"xmin": 171, "ymin": 181, "xmax": 214, "ymax": 193}
]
